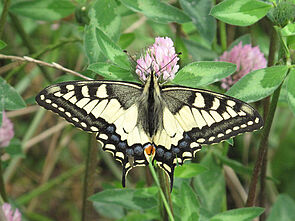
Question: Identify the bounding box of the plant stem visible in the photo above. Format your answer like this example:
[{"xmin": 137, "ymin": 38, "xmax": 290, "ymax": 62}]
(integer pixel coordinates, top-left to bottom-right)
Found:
[
  {"xmin": 0, "ymin": 157, "xmax": 8, "ymax": 202},
  {"xmin": 0, "ymin": 0, "xmax": 11, "ymax": 38},
  {"xmin": 246, "ymin": 83, "xmax": 283, "ymax": 207},
  {"xmin": 158, "ymin": 169, "xmax": 174, "ymax": 220},
  {"xmin": 82, "ymin": 135, "xmax": 98, "ymax": 221},
  {"xmin": 219, "ymin": 21, "xmax": 227, "ymax": 51},
  {"xmin": 148, "ymin": 160, "xmax": 174, "ymax": 221},
  {"xmin": 259, "ymin": 24, "xmax": 277, "ymax": 221}
]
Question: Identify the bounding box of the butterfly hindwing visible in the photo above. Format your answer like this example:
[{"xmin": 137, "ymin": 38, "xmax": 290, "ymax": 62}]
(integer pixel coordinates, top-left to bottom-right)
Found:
[{"xmin": 36, "ymin": 80, "xmax": 151, "ymax": 186}]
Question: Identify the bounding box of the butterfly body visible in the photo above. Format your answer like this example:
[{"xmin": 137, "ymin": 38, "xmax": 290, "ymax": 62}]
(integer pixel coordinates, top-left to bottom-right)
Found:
[{"xmin": 36, "ymin": 73, "xmax": 263, "ymax": 190}]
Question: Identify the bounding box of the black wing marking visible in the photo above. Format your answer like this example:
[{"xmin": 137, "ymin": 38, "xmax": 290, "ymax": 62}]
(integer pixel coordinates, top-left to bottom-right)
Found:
[
  {"xmin": 162, "ymin": 86, "xmax": 263, "ymax": 143},
  {"xmin": 36, "ymin": 80, "xmax": 151, "ymax": 186}
]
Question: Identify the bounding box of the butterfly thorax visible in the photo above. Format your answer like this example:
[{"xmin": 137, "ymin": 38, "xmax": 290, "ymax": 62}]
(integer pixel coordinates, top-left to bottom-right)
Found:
[{"xmin": 140, "ymin": 73, "xmax": 164, "ymax": 138}]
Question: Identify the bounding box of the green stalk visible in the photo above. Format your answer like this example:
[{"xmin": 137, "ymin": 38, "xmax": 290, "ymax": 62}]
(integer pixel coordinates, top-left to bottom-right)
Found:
[
  {"xmin": 219, "ymin": 21, "xmax": 227, "ymax": 51},
  {"xmin": 158, "ymin": 169, "xmax": 174, "ymax": 220},
  {"xmin": 0, "ymin": 157, "xmax": 8, "ymax": 202},
  {"xmin": 81, "ymin": 135, "xmax": 98, "ymax": 221},
  {"xmin": 246, "ymin": 83, "xmax": 283, "ymax": 207},
  {"xmin": 259, "ymin": 25, "xmax": 277, "ymax": 221},
  {"xmin": 0, "ymin": 0, "xmax": 11, "ymax": 38},
  {"xmin": 16, "ymin": 165, "xmax": 84, "ymax": 205},
  {"xmin": 148, "ymin": 160, "xmax": 174, "ymax": 221}
]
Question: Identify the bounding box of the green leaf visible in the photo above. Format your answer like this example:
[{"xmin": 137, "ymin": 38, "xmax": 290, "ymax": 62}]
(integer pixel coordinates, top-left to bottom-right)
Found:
[
  {"xmin": 88, "ymin": 0, "xmax": 121, "ymax": 42},
  {"xmin": 175, "ymin": 163, "xmax": 208, "ymax": 178},
  {"xmin": 227, "ymin": 66, "xmax": 288, "ymax": 102},
  {"xmin": 120, "ymin": 210, "xmax": 160, "ymax": 221},
  {"xmin": 84, "ymin": 0, "xmax": 121, "ymax": 64},
  {"xmin": 175, "ymin": 35, "xmax": 189, "ymax": 62},
  {"xmin": 281, "ymin": 23, "xmax": 295, "ymax": 37},
  {"xmin": 210, "ymin": 207, "xmax": 264, "ymax": 221},
  {"xmin": 172, "ymin": 61, "xmax": 236, "ymax": 87},
  {"xmin": 193, "ymin": 153, "xmax": 225, "ymax": 215},
  {"xmin": 210, "ymin": 0, "xmax": 272, "ymax": 26},
  {"xmin": 0, "ymin": 40, "xmax": 7, "ymax": 50},
  {"xmin": 214, "ymin": 153, "xmax": 252, "ymax": 175},
  {"xmin": 118, "ymin": 33, "xmax": 136, "ymax": 49},
  {"xmin": 90, "ymin": 189, "xmax": 138, "ymax": 210},
  {"xmin": 287, "ymin": 36, "xmax": 295, "ymax": 50},
  {"xmin": 179, "ymin": 0, "xmax": 216, "ymax": 43},
  {"xmin": 88, "ymin": 62, "xmax": 136, "ymax": 82},
  {"xmin": 5, "ymin": 138, "xmax": 25, "ymax": 158},
  {"xmin": 89, "ymin": 188, "xmax": 157, "ymax": 211},
  {"xmin": 10, "ymin": 0, "xmax": 75, "ymax": 21},
  {"xmin": 84, "ymin": 24, "xmax": 105, "ymax": 64},
  {"xmin": 183, "ymin": 38, "xmax": 218, "ymax": 61},
  {"xmin": 228, "ymin": 34, "xmax": 251, "ymax": 50},
  {"xmin": 267, "ymin": 194, "xmax": 295, "ymax": 221},
  {"xmin": 0, "ymin": 77, "xmax": 26, "ymax": 110},
  {"xmin": 287, "ymin": 69, "xmax": 295, "ymax": 115},
  {"xmin": 120, "ymin": 0, "xmax": 191, "ymax": 23},
  {"xmin": 173, "ymin": 182, "xmax": 200, "ymax": 221},
  {"xmin": 95, "ymin": 27, "xmax": 130, "ymax": 69},
  {"xmin": 93, "ymin": 202, "xmax": 124, "ymax": 219}
]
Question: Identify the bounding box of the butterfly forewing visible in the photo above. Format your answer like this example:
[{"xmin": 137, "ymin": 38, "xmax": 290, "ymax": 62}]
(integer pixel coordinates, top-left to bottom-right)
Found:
[
  {"xmin": 36, "ymin": 80, "xmax": 152, "ymax": 186},
  {"xmin": 161, "ymin": 86, "xmax": 263, "ymax": 144}
]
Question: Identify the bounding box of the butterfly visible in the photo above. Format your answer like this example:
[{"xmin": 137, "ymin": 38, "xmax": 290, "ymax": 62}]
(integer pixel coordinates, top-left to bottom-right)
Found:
[{"xmin": 35, "ymin": 71, "xmax": 263, "ymax": 190}]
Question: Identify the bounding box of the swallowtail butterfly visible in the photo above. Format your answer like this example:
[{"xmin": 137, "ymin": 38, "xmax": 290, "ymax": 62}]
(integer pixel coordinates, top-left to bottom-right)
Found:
[{"xmin": 36, "ymin": 72, "xmax": 263, "ymax": 189}]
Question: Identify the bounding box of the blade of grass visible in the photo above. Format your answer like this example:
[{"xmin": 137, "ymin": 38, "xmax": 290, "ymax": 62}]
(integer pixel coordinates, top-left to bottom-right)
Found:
[{"xmin": 16, "ymin": 165, "xmax": 84, "ymax": 205}]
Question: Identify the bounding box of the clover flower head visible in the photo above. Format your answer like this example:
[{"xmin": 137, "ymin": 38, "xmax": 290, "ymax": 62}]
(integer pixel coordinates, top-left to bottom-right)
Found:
[
  {"xmin": 218, "ymin": 42, "xmax": 267, "ymax": 90},
  {"xmin": 1, "ymin": 203, "xmax": 22, "ymax": 221},
  {"xmin": 0, "ymin": 112, "xmax": 14, "ymax": 148},
  {"xmin": 136, "ymin": 37, "xmax": 180, "ymax": 82}
]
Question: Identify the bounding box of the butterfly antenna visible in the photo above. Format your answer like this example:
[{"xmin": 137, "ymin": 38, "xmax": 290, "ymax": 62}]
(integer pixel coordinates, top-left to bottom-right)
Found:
[
  {"xmin": 123, "ymin": 50, "xmax": 147, "ymax": 75},
  {"xmin": 155, "ymin": 52, "xmax": 182, "ymax": 76}
]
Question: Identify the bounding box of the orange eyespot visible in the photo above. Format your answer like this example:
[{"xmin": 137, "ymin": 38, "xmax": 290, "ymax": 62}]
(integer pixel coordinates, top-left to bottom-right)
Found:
[{"xmin": 144, "ymin": 144, "xmax": 155, "ymax": 156}]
